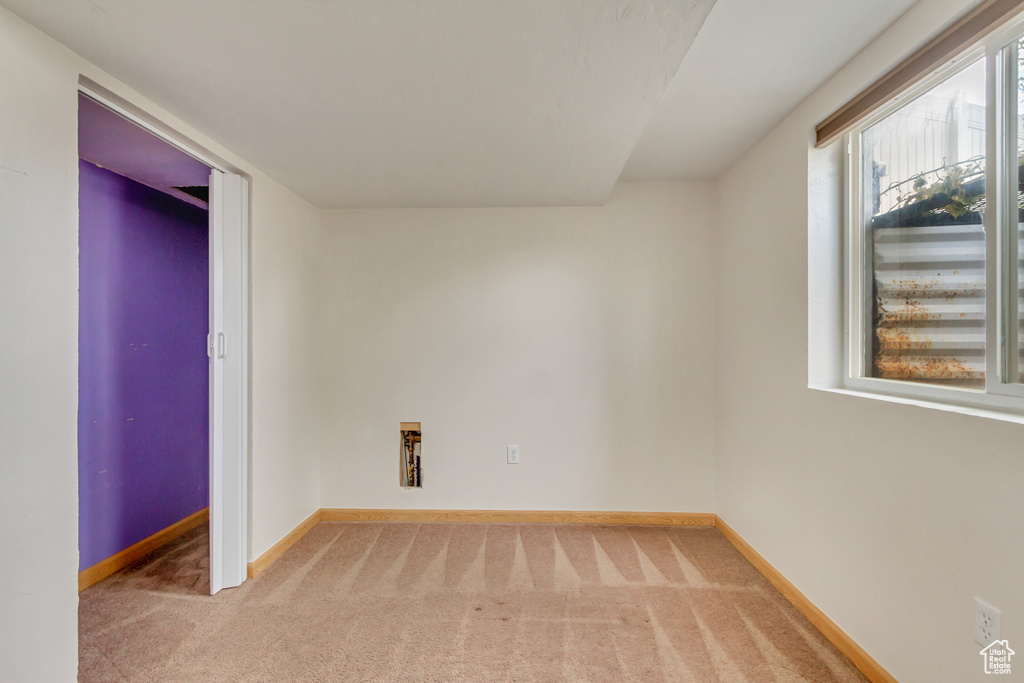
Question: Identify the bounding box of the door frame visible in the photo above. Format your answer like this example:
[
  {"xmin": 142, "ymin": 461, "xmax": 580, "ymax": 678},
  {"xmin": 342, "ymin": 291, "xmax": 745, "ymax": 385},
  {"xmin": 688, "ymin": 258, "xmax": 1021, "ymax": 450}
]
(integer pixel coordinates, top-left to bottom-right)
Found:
[{"xmin": 77, "ymin": 78, "xmax": 250, "ymax": 593}]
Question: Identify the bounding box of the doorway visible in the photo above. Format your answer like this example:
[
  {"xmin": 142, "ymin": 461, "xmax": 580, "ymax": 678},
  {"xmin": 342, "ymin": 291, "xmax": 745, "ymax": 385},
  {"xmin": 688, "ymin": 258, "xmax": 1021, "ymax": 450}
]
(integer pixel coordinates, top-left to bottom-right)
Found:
[{"xmin": 76, "ymin": 85, "xmax": 249, "ymax": 596}]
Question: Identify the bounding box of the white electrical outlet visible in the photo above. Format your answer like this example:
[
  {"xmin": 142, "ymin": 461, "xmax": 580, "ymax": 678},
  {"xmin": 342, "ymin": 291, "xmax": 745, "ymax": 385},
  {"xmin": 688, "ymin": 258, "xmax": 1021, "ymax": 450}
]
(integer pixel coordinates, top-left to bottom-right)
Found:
[
  {"xmin": 507, "ymin": 445, "xmax": 520, "ymax": 464},
  {"xmin": 974, "ymin": 597, "xmax": 1002, "ymax": 647}
]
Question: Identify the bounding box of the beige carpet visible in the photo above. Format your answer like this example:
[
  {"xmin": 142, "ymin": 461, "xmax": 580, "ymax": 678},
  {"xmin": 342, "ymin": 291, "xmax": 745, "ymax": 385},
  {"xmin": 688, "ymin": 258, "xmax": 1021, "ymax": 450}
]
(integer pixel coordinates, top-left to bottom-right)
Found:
[{"xmin": 79, "ymin": 522, "xmax": 868, "ymax": 682}]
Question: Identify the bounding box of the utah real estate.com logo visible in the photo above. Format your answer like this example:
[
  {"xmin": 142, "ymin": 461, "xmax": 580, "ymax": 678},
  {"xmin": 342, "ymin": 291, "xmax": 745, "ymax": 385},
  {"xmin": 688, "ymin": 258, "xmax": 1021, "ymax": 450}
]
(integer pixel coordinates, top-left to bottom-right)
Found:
[{"xmin": 980, "ymin": 639, "xmax": 1014, "ymax": 675}]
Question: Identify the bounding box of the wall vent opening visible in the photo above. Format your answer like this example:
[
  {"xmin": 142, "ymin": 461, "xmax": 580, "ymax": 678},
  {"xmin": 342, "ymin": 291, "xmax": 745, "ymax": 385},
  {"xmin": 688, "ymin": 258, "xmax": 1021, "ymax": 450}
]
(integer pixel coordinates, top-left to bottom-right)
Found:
[
  {"xmin": 173, "ymin": 185, "xmax": 209, "ymax": 203},
  {"xmin": 400, "ymin": 422, "xmax": 421, "ymax": 488}
]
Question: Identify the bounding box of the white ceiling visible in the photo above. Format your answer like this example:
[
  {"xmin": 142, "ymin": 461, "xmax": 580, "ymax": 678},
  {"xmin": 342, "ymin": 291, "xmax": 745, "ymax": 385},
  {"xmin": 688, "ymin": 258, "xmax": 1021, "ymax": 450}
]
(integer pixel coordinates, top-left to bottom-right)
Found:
[
  {"xmin": 3, "ymin": 0, "xmax": 714, "ymax": 207},
  {"xmin": 622, "ymin": 0, "xmax": 919, "ymax": 180},
  {"xmin": 4, "ymin": 0, "xmax": 919, "ymax": 207}
]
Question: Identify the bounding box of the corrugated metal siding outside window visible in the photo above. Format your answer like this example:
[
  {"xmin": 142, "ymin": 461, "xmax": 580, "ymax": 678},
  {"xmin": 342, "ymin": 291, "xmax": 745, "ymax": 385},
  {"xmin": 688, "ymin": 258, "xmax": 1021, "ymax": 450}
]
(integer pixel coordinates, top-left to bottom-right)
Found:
[{"xmin": 872, "ymin": 224, "xmax": 1024, "ymax": 386}]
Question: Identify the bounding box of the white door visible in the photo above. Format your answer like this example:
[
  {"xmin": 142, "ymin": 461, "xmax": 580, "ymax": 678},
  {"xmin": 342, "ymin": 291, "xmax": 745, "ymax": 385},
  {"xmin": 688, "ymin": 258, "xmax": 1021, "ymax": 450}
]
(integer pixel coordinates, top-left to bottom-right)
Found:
[{"xmin": 208, "ymin": 170, "xmax": 248, "ymax": 594}]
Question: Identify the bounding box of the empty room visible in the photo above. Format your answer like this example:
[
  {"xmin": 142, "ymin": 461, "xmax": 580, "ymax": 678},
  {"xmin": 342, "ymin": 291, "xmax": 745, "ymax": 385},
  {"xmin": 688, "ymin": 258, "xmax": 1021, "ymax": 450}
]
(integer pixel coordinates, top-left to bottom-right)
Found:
[{"xmin": 1, "ymin": 1, "xmax": 1023, "ymax": 682}]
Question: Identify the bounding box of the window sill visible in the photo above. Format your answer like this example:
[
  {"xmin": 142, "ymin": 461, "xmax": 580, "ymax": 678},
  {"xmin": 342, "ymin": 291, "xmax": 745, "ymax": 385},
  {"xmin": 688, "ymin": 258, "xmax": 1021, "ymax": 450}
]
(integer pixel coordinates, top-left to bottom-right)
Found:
[{"xmin": 809, "ymin": 384, "xmax": 1024, "ymax": 426}]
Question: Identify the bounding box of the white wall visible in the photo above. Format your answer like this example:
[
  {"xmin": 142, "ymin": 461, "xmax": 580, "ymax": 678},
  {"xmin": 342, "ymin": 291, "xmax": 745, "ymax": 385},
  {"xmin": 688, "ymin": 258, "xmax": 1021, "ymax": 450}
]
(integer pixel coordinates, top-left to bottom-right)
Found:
[
  {"xmin": 0, "ymin": 6, "xmax": 323, "ymax": 679},
  {"xmin": 318, "ymin": 182, "xmax": 717, "ymax": 513},
  {"xmin": 0, "ymin": 10, "xmax": 80, "ymax": 682},
  {"xmin": 714, "ymin": 1, "xmax": 1024, "ymax": 681},
  {"xmin": 249, "ymin": 179, "xmax": 323, "ymax": 558}
]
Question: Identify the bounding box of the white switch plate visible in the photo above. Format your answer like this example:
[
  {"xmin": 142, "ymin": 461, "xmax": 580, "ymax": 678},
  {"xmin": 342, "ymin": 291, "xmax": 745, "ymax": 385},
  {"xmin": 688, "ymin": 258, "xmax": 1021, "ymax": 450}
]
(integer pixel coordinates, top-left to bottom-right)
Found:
[{"xmin": 507, "ymin": 445, "xmax": 520, "ymax": 464}]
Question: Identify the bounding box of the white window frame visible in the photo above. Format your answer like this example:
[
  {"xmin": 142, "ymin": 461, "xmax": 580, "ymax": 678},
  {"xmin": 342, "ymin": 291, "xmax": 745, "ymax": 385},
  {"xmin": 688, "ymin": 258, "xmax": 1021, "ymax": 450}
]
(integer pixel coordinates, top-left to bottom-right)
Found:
[{"xmin": 843, "ymin": 14, "xmax": 1024, "ymax": 417}]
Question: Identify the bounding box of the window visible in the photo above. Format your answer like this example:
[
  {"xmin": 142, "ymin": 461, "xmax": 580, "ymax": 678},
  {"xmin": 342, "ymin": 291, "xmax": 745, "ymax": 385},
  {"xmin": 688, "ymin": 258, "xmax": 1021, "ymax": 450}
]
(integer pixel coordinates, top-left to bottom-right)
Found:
[{"xmin": 844, "ymin": 17, "xmax": 1024, "ymax": 412}]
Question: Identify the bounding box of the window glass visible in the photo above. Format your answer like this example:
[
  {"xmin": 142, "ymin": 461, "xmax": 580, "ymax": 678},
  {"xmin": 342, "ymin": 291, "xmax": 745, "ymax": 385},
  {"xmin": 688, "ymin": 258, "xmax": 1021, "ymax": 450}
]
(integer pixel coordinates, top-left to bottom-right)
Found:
[{"xmin": 860, "ymin": 58, "xmax": 987, "ymax": 388}]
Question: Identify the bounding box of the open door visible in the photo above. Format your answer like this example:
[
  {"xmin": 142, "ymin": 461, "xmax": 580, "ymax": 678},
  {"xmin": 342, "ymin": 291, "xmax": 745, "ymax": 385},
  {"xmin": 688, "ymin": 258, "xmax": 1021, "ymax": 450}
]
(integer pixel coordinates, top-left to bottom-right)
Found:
[{"xmin": 209, "ymin": 169, "xmax": 248, "ymax": 594}]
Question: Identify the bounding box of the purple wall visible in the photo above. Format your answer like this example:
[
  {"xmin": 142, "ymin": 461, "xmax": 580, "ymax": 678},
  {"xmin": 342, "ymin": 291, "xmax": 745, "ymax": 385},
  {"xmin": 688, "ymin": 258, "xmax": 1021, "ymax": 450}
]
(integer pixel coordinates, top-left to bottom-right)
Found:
[{"xmin": 78, "ymin": 160, "xmax": 209, "ymax": 571}]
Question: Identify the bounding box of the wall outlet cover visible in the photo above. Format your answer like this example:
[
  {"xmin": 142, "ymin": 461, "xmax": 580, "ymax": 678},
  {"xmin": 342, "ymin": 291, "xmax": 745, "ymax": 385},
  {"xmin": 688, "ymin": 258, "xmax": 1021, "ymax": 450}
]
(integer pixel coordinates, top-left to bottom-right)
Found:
[
  {"xmin": 974, "ymin": 596, "xmax": 1002, "ymax": 647},
  {"xmin": 507, "ymin": 445, "xmax": 520, "ymax": 464}
]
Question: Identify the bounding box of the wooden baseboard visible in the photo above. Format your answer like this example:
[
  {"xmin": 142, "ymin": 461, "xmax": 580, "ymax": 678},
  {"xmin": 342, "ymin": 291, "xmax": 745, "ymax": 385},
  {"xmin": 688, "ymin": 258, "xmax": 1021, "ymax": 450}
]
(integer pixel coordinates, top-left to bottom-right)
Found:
[
  {"xmin": 247, "ymin": 509, "xmax": 322, "ymax": 579},
  {"xmin": 713, "ymin": 516, "xmax": 896, "ymax": 683},
  {"xmin": 319, "ymin": 508, "xmax": 714, "ymax": 525},
  {"xmin": 78, "ymin": 507, "xmax": 209, "ymax": 591}
]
